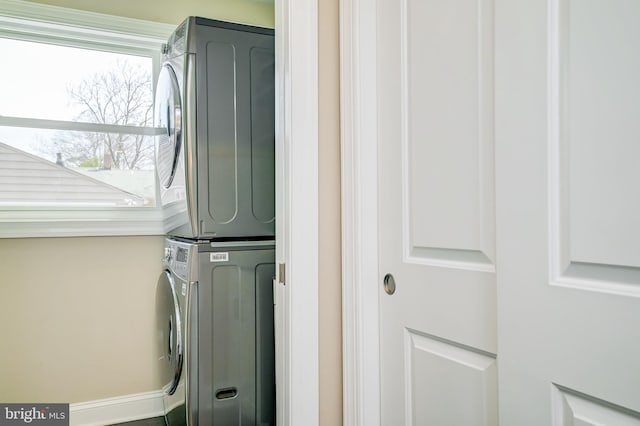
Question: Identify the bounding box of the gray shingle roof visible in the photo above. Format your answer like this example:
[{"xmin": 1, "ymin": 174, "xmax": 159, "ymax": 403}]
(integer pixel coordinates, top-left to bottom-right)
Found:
[{"xmin": 0, "ymin": 142, "xmax": 145, "ymax": 207}]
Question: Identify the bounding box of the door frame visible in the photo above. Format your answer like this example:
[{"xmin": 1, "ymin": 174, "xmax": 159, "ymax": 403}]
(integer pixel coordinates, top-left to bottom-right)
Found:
[
  {"xmin": 339, "ymin": 0, "xmax": 382, "ymax": 425},
  {"xmin": 275, "ymin": 0, "xmax": 320, "ymax": 425}
]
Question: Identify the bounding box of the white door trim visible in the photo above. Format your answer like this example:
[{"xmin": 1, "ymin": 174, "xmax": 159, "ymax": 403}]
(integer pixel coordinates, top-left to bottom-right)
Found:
[
  {"xmin": 340, "ymin": 0, "xmax": 381, "ymax": 425},
  {"xmin": 275, "ymin": 0, "xmax": 320, "ymax": 425}
]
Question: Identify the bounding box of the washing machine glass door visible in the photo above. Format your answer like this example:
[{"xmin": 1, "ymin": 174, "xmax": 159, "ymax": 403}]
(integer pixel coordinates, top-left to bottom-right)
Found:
[
  {"xmin": 156, "ymin": 270, "xmax": 184, "ymax": 395},
  {"xmin": 155, "ymin": 64, "xmax": 182, "ymax": 189}
]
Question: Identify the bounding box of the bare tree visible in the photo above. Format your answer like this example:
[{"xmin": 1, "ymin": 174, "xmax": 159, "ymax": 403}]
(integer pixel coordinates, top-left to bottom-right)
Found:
[{"xmin": 48, "ymin": 59, "xmax": 154, "ymax": 170}]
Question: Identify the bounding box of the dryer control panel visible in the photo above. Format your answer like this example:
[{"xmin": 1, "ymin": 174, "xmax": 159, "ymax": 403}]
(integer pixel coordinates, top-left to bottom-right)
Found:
[{"xmin": 164, "ymin": 240, "xmax": 192, "ymax": 282}]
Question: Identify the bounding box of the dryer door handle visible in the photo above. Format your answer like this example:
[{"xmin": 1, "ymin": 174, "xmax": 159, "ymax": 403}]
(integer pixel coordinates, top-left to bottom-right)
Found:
[{"xmin": 167, "ymin": 315, "xmax": 173, "ymax": 361}]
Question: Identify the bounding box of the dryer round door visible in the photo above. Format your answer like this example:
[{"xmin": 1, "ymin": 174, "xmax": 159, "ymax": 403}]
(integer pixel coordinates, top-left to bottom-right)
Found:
[
  {"xmin": 155, "ymin": 270, "xmax": 183, "ymax": 395},
  {"xmin": 155, "ymin": 64, "xmax": 183, "ymax": 189}
]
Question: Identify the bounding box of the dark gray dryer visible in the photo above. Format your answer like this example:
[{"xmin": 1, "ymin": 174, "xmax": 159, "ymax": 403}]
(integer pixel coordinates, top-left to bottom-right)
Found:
[{"xmin": 155, "ymin": 17, "xmax": 275, "ymax": 239}]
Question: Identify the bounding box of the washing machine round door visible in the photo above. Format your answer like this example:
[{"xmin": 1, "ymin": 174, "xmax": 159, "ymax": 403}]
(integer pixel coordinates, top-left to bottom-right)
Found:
[
  {"xmin": 156, "ymin": 270, "xmax": 183, "ymax": 395},
  {"xmin": 155, "ymin": 64, "xmax": 182, "ymax": 189}
]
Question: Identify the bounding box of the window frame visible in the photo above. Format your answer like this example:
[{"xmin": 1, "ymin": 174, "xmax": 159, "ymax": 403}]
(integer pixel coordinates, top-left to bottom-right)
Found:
[{"xmin": 0, "ymin": 0, "xmax": 176, "ymax": 238}]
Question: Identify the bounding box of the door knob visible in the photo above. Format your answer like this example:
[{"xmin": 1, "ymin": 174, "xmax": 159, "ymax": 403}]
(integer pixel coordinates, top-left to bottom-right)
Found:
[{"xmin": 383, "ymin": 273, "xmax": 396, "ymax": 295}]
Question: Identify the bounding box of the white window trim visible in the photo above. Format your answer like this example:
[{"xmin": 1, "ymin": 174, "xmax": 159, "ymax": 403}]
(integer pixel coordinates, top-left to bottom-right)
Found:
[
  {"xmin": 0, "ymin": 116, "xmax": 165, "ymax": 136},
  {"xmin": 0, "ymin": 0, "xmax": 173, "ymax": 52},
  {"xmin": 0, "ymin": 0, "xmax": 175, "ymax": 238}
]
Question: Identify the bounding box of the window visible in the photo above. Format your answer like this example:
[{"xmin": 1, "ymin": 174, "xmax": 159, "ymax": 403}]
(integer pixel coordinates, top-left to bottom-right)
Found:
[
  {"xmin": 0, "ymin": 0, "xmax": 175, "ymax": 237},
  {"xmin": 0, "ymin": 40, "xmax": 155, "ymax": 206}
]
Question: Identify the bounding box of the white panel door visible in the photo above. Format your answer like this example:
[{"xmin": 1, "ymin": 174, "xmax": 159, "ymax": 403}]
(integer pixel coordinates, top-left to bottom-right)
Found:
[
  {"xmin": 496, "ymin": 0, "xmax": 640, "ymax": 423},
  {"xmin": 377, "ymin": 0, "xmax": 498, "ymax": 424}
]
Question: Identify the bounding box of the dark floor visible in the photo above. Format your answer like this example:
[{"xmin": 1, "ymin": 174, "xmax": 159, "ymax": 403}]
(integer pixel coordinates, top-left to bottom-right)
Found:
[{"xmin": 109, "ymin": 417, "xmax": 166, "ymax": 426}]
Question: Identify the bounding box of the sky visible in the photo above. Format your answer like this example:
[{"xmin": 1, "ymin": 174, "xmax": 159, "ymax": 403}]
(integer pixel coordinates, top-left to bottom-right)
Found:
[{"xmin": 0, "ymin": 36, "xmax": 152, "ymax": 157}]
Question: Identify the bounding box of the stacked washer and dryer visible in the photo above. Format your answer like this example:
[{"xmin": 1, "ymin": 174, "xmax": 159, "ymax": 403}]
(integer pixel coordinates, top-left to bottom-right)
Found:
[{"xmin": 154, "ymin": 17, "xmax": 275, "ymax": 426}]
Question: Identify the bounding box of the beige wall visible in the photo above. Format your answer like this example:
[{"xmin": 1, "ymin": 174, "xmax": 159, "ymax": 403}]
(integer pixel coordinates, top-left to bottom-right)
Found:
[
  {"xmin": 2, "ymin": 1, "xmax": 344, "ymax": 422},
  {"xmin": 0, "ymin": 236, "xmax": 165, "ymax": 402},
  {"xmin": 318, "ymin": 0, "xmax": 343, "ymax": 424},
  {"xmin": 23, "ymin": 0, "xmax": 274, "ymax": 27}
]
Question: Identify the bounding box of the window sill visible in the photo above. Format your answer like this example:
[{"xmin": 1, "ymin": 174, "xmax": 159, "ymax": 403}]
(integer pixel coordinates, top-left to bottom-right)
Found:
[{"xmin": 0, "ymin": 204, "xmax": 184, "ymax": 238}]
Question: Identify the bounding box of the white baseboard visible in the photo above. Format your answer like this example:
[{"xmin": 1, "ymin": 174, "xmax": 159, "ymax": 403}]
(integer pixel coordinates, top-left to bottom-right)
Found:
[{"xmin": 70, "ymin": 390, "xmax": 164, "ymax": 426}]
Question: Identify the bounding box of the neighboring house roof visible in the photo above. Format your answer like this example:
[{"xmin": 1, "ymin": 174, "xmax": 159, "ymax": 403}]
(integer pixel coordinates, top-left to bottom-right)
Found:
[{"xmin": 0, "ymin": 142, "xmax": 145, "ymax": 207}]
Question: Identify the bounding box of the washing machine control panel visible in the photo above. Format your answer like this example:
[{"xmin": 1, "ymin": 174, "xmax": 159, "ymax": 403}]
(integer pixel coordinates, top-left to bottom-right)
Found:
[
  {"xmin": 176, "ymin": 247, "xmax": 188, "ymax": 263},
  {"xmin": 164, "ymin": 247, "xmax": 173, "ymax": 263},
  {"xmin": 165, "ymin": 242, "xmax": 191, "ymax": 281}
]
